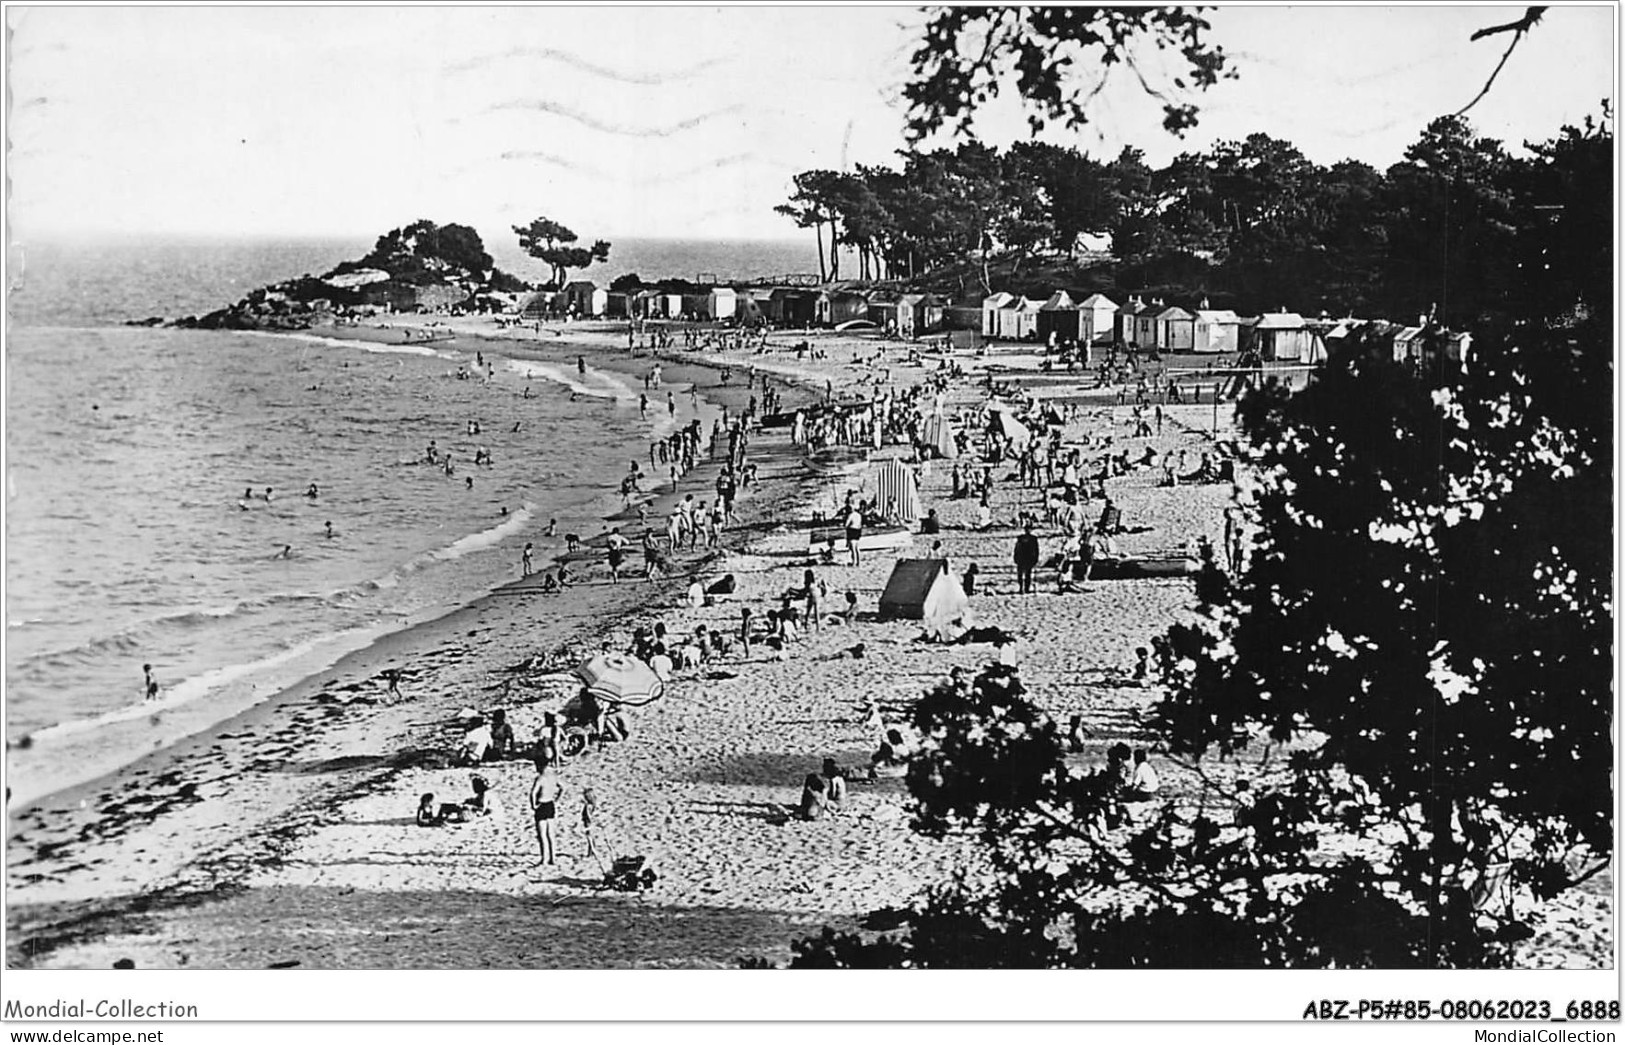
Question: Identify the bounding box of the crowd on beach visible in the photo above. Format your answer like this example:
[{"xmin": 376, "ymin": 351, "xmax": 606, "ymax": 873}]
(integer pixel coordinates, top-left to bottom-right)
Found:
[
  {"xmin": 19, "ymin": 312, "xmax": 1605, "ymax": 971},
  {"xmin": 379, "ymin": 322, "xmax": 1234, "ymax": 892}
]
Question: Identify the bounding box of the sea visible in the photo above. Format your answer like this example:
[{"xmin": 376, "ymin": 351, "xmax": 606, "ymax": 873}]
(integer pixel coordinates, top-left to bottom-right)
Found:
[{"xmin": 3, "ymin": 235, "xmax": 818, "ymax": 808}]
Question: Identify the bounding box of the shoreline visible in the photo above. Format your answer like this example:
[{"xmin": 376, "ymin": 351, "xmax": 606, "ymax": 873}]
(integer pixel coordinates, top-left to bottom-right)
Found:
[{"xmin": 4, "ymin": 321, "xmax": 826, "ymax": 904}]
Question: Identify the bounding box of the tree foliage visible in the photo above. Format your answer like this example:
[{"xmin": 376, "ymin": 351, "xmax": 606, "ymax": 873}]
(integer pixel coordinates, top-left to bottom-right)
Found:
[
  {"xmin": 903, "ymin": 6, "xmax": 1234, "ymax": 142},
  {"xmin": 776, "ymin": 112, "xmax": 1605, "ymax": 326},
  {"xmin": 513, "ymin": 216, "xmax": 611, "ymax": 288},
  {"xmin": 782, "ymin": 112, "xmax": 1612, "ymax": 969},
  {"xmin": 363, "ymin": 219, "xmax": 494, "ymax": 278}
]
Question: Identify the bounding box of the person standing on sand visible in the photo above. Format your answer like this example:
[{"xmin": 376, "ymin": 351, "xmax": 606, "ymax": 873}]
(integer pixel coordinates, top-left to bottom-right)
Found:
[
  {"xmin": 804, "ymin": 569, "xmax": 825, "ymax": 633},
  {"xmin": 1223, "ymin": 507, "xmax": 1243, "ymax": 575},
  {"xmin": 143, "ymin": 663, "xmax": 158, "ymax": 702},
  {"xmin": 667, "ymin": 391, "xmax": 676, "ymax": 418},
  {"xmin": 1013, "ymin": 522, "xmax": 1040, "ymax": 595},
  {"xmin": 384, "ymin": 668, "xmax": 403, "ymax": 698},
  {"xmin": 529, "ymin": 757, "xmax": 562, "ymax": 867},
  {"xmin": 643, "ymin": 530, "xmax": 664, "ymax": 580},
  {"xmin": 606, "ymin": 528, "xmax": 627, "ymax": 583},
  {"xmin": 522, "ymin": 542, "xmax": 534, "ymax": 577},
  {"xmin": 844, "ymin": 504, "xmax": 864, "ymax": 567},
  {"xmin": 639, "ymin": 393, "xmax": 649, "ymax": 420}
]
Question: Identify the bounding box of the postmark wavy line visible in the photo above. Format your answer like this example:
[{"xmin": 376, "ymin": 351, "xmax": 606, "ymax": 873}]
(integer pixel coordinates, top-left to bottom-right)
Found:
[
  {"xmin": 486, "ymin": 98, "xmax": 745, "ymax": 138},
  {"xmin": 447, "ymin": 46, "xmax": 726, "ymax": 86}
]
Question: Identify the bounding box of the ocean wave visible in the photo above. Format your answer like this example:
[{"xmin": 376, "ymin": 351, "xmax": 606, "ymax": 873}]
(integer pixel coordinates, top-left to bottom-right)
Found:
[
  {"xmin": 507, "ymin": 359, "xmax": 637, "ymax": 403},
  {"xmin": 430, "ymin": 502, "xmax": 535, "ymax": 561},
  {"xmin": 269, "ymin": 331, "xmax": 449, "ymax": 359},
  {"xmin": 23, "ymin": 627, "xmax": 378, "ymax": 745},
  {"xmin": 12, "ymin": 594, "xmax": 335, "ymax": 671}
]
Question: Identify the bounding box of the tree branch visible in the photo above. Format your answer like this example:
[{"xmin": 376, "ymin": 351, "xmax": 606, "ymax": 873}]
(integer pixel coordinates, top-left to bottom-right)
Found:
[
  {"xmin": 1454, "ymin": 7, "xmax": 1547, "ymax": 117},
  {"xmin": 1470, "ymin": 6, "xmax": 1547, "ymax": 42}
]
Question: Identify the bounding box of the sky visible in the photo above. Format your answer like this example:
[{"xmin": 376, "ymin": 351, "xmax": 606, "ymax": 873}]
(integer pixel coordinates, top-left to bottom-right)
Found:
[{"xmin": 5, "ymin": 5, "xmax": 1616, "ymax": 245}]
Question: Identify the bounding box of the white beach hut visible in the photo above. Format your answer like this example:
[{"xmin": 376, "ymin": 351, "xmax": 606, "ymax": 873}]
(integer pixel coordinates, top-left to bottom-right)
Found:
[
  {"xmin": 981, "ymin": 292, "xmax": 1015, "ymax": 337},
  {"xmin": 1077, "ymin": 293, "xmax": 1119, "ymax": 346},
  {"xmin": 1192, "ymin": 309, "xmax": 1241, "ymax": 354}
]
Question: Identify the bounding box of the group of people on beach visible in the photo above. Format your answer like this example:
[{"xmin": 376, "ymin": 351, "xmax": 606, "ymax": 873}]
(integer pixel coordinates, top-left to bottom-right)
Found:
[{"xmin": 397, "ymin": 326, "xmax": 1213, "ymax": 896}]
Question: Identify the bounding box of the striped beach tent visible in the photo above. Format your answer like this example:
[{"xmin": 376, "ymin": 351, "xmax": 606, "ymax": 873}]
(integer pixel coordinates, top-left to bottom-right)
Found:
[{"xmin": 872, "ymin": 460, "xmax": 922, "ymax": 524}]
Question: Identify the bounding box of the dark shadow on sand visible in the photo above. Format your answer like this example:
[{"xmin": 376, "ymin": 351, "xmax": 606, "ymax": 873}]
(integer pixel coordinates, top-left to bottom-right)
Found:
[
  {"xmin": 674, "ymin": 751, "xmax": 874, "ymax": 788},
  {"xmin": 9, "ymin": 883, "xmax": 846, "ymax": 969}
]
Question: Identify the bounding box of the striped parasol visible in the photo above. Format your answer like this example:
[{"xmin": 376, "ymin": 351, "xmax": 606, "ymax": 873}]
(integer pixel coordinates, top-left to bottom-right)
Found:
[{"xmin": 573, "ymin": 653, "xmax": 665, "ymax": 706}]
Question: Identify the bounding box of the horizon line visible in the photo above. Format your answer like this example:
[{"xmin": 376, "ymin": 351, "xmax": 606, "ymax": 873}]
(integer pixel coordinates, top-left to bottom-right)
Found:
[{"xmin": 7, "ymin": 228, "xmax": 816, "ymax": 245}]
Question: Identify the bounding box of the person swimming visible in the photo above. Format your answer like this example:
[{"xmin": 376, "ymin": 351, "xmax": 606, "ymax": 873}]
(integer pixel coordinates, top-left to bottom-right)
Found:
[
  {"xmin": 276, "ymin": 544, "xmax": 293, "ymax": 559},
  {"xmin": 324, "ymin": 521, "xmax": 335, "ymax": 539},
  {"xmin": 306, "ymin": 483, "xmax": 319, "ymax": 499},
  {"xmin": 263, "ymin": 487, "xmax": 274, "ymax": 502}
]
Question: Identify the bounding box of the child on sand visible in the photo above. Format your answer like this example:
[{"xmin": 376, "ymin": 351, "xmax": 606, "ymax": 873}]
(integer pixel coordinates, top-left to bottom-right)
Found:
[
  {"xmin": 821, "ymin": 758, "xmax": 848, "ymax": 811},
  {"xmin": 1131, "ymin": 647, "xmax": 1150, "ymax": 685}
]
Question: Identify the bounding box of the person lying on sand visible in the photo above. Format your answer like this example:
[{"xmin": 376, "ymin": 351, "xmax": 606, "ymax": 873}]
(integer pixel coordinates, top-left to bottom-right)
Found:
[
  {"xmin": 417, "ymin": 793, "xmax": 467, "ymax": 826},
  {"xmin": 867, "ymin": 729, "xmax": 913, "ymax": 780},
  {"xmin": 535, "ymin": 563, "xmax": 571, "ymax": 593}
]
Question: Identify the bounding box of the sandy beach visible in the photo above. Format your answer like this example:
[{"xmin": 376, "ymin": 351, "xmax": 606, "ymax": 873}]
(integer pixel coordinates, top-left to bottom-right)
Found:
[{"xmin": 6, "ymin": 320, "xmax": 1611, "ymax": 970}]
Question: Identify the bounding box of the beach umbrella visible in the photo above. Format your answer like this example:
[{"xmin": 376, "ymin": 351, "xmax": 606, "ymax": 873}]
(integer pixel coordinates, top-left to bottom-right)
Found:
[{"xmin": 574, "ymin": 653, "xmax": 665, "ymax": 706}]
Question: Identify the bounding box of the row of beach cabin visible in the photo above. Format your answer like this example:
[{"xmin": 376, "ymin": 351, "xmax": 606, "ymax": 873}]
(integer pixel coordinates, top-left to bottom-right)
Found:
[
  {"xmin": 523, "ymin": 280, "xmax": 1462, "ymax": 369},
  {"xmin": 978, "ymin": 291, "xmax": 1337, "ymax": 362},
  {"xmin": 526, "ymin": 281, "xmax": 950, "ymax": 335}
]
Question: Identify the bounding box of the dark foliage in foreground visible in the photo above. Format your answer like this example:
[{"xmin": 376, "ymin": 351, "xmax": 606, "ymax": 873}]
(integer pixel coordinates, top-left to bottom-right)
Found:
[{"xmin": 777, "ymin": 115, "xmax": 1611, "ymax": 970}]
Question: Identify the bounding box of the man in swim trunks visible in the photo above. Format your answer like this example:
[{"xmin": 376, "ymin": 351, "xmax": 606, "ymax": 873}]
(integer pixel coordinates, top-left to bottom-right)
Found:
[{"xmin": 606, "ymin": 528, "xmax": 627, "ymax": 583}]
